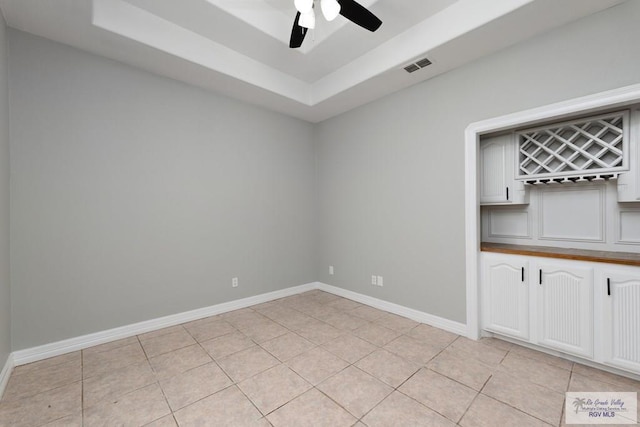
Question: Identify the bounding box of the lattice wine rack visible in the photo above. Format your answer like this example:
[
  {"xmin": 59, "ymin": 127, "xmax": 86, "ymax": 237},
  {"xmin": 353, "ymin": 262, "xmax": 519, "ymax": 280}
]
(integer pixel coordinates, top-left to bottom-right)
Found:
[{"xmin": 516, "ymin": 111, "xmax": 629, "ymax": 184}]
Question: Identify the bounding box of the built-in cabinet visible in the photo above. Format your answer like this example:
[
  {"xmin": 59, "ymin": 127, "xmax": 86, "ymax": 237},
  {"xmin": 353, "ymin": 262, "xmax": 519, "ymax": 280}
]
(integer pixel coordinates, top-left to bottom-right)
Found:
[
  {"xmin": 482, "ymin": 253, "xmax": 529, "ymax": 340},
  {"xmin": 481, "ymin": 108, "xmax": 640, "ymax": 205},
  {"xmin": 537, "ymin": 262, "xmax": 593, "ymax": 358},
  {"xmin": 479, "ymin": 106, "xmax": 640, "ymax": 377},
  {"xmin": 479, "ymin": 134, "xmax": 528, "ymax": 205},
  {"xmin": 481, "ymin": 252, "xmax": 640, "ymax": 375},
  {"xmin": 601, "ymin": 268, "xmax": 640, "ymax": 372}
]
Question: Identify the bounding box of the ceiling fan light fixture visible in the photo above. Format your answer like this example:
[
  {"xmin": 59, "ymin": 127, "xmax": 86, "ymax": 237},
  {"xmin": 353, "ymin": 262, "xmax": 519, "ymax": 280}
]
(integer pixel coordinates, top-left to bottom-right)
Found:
[
  {"xmin": 289, "ymin": 0, "xmax": 381, "ymax": 48},
  {"xmin": 321, "ymin": 0, "xmax": 341, "ymax": 21},
  {"xmin": 294, "ymin": 0, "xmax": 313, "ymax": 14},
  {"xmin": 299, "ymin": 9, "xmax": 316, "ymax": 29}
]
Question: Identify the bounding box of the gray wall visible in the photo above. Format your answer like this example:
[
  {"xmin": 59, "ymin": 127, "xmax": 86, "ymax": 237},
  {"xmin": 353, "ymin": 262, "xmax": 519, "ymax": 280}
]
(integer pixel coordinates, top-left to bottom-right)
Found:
[
  {"xmin": 315, "ymin": 0, "xmax": 640, "ymax": 323},
  {"xmin": 0, "ymin": 14, "xmax": 11, "ymax": 366},
  {"xmin": 9, "ymin": 31, "xmax": 316, "ymax": 350},
  {"xmin": 6, "ymin": 1, "xmax": 640, "ymax": 351}
]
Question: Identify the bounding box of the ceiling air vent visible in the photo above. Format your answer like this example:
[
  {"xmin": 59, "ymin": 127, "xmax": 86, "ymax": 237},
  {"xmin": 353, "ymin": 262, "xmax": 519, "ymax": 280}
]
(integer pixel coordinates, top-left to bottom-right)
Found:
[
  {"xmin": 403, "ymin": 57, "xmax": 432, "ymax": 73},
  {"xmin": 404, "ymin": 64, "xmax": 420, "ymax": 73},
  {"xmin": 415, "ymin": 58, "xmax": 432, "ymax": 68}
]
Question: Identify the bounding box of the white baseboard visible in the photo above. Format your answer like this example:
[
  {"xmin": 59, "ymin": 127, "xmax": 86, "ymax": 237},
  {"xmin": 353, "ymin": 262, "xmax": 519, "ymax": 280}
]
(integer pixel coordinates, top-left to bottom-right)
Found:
[
  {"xmin": 12, "ymin": 282, "xmax": 316, "ymax": 366},
  {"xmin": 7, "ymin": 279, "xmax": 640, "ymax": 384},
  {"xmin": 0, "ymin": 353, "xmax": 14, "ymax": 400},
  {"xmin": 316, "ymin": 283, "xmax": 468, "ymax": 336},
  {"xmin": 11, "ymin": 281, "xmax": 470, "ymax": 368}
]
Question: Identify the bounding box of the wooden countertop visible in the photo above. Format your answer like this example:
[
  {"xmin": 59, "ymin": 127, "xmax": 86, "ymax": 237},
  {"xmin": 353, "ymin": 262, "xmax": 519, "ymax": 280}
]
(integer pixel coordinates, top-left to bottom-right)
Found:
[{"xmin": 481, "ymin": 242, "xmax": 640, "ymax": 267}]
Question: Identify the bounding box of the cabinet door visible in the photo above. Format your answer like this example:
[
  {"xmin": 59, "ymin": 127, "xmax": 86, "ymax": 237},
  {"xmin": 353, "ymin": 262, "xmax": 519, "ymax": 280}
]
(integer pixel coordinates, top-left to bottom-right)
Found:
[
  {"xmin": 479, "ymin": 134, "xmax": 528, "ymax": 205},
  {"xmin": 482, "ymin": 254, "xmax": 529, "ymax": 340},
  {"xmin": 601, "ymin": 269, "xmax": 640, "ymax": 373},
  {"xmin": 480, "ymin": 136, "xmax": 509, "ymax": 204},
  {"xmin": 617, "ymin": 109, "xmax": 640, "ymax": 202},
  {"xmin": 536, "ymin": 262, "xmax": 593, "ymax": 358}
]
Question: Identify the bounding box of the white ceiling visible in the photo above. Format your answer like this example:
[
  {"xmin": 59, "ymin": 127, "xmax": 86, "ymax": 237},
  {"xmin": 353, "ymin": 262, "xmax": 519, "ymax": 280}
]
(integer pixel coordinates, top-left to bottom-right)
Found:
[{"xmin": 0, "ymin": 0, "xmax": 628, "ymax": 122}]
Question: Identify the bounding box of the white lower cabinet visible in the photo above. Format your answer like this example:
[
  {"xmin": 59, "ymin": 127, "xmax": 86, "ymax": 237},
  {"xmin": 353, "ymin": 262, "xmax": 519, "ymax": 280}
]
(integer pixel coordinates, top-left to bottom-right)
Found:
[
  {"xmin": 481, "ymin": 253, "xmax": 640, "ymax": 376},
  {"xmin": 482, "ymin": 253, "xmax": 529, "ymax": 340},
  {"xmin": 601, "ymin": 268, "xmax": 640, "ymax": 373},
  {"xmin": 536, "ymin": 262, "xmax": 593, "ymax": 358}
]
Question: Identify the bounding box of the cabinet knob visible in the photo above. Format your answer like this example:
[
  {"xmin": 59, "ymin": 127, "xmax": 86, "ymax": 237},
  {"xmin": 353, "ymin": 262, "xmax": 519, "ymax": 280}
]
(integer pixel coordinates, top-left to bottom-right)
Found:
[{"xmin": 607, "ymin": 278, "xmax": 611, "ymax": 296}]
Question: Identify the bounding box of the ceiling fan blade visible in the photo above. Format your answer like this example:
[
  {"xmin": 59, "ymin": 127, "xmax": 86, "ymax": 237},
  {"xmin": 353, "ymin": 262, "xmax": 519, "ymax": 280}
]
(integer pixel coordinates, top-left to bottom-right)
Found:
[
  {"xmin": 289, "ymin": 12, "xmax": 308, "ymax": 48},
  {"xmin": 338, "ymin": 0, "xmax": 382, "ymax": 32}
]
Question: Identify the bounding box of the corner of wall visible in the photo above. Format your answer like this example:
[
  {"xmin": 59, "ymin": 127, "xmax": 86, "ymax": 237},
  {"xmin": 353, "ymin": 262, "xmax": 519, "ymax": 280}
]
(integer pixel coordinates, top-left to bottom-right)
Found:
[
  {"xmin": 0, "ymin": 352, "xmax": 14, "ymax": 400},
  {"xmin": 0, "ymin": 6, "xmax": 13, "ymax": 392}
]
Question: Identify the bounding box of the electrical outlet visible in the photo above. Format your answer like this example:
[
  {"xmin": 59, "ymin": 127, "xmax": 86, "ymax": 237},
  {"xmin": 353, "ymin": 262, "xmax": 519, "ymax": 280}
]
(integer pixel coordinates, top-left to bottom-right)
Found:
[
  {"xmin": 232, "ymin": 277, "xmax": 238, "ymax": 288},
  {"xmin": 377, "ymin": 276, "xmax": 384, "ymax": 287},
  {"xmin": 371, "ymin": 275, "xmax": 377, "ymax": 286},
  {"xmin": 329, "ymin": 265, "xmax": 334, "ymax": 275}
]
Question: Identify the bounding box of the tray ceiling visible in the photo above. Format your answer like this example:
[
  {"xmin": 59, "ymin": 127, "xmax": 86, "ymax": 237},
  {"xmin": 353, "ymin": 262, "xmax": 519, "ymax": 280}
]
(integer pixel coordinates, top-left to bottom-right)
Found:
[{"xmin": 0, "ymin": 0, "xmax": 627, "ymax": 122}]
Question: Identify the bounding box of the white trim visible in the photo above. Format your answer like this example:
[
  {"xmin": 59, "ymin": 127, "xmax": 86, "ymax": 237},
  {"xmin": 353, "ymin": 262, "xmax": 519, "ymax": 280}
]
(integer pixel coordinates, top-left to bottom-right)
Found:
[
  {"xmin": 465, "ymin": 82, "xmax": 640, "ymax": 340},
  {"xmin": 0, "ymin": 353, "xmax": 14, "ymax": 400},
  {"xmin": 465, "ymin": 126, "xmax": 481, "ymax": 340},
  {"xmin": 316, "ymin": 283, "xmax": 468, "ymax": 336},
  {"xmin": 11, "ymin": 280, "xmax": 471, "ymax": 367},
  {"xmin": 12, "ymin": 283, "xmax": 316, "ymax": 366}
]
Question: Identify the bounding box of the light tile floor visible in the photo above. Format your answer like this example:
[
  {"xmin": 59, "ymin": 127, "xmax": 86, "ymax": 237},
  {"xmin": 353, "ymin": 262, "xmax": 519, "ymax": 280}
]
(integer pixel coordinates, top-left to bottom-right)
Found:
[{"xmin": 1, "ymin": 290, "xmax": 639, "ymax": 426}]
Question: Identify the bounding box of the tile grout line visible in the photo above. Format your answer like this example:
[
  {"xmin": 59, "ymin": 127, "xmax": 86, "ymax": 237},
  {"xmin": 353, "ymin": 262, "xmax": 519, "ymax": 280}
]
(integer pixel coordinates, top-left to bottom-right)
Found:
[
  {"xmin": 558, "ymin": 399, "xmax": 566, "ymax": 427},
  {"xmin": 456, "ymin": 392, "xmax": 482, "ymax": 425},
  {"xmin": 84, "ymin": 335, "xmax": 166, "ymax": 419},
  {"xmin": 173, "ymin": 383, "xmax": 239, "ymax": 415},
  {"xmin": 229, "ymin": 314, "xmax": 305, "ymax": 425},
  {"xmin": 266, "ymin": 304, "xmax": 379, "ymax": 424},
  {"xmin": 263, "ymin": 314, "xmax": 354, "ymax": 419},
  {"xmin": 83, "ymin": 334, "xmax": 163, "ymax": 421},
  {"xmin": 355, "ymin": 364, "xmax": 425, "ymax": 423},
  {"xmin": 148, "ymin": 330, "xmax": 178, "ymax": 426},
  {"xmin": 81, "ymin": 349, "xmax": 84, "ymax": 426},
  {"xmin": 476, "ymin": 344, "xmax": 566, "ymax": 426},
  {"xmin": 475, "ymin": 391, "xmax": 557, "ymax": 427}
]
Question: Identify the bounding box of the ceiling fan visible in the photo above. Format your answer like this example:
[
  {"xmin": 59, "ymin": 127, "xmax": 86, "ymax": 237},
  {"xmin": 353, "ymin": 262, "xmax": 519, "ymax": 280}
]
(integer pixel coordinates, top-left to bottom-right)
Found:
[{"xmin": 289, "ymin": 0, "xmax": 382, "ymax": 48}]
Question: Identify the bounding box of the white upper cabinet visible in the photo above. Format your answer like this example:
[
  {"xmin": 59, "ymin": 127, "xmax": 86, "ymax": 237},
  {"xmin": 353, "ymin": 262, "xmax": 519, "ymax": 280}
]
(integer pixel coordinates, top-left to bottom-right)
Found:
[
  {"xmin": 618, "ymin": 109, "xmax": 640, "ymax": 202},
  {"xmin": 480, "ymin": 136, "xmax": 508, "ymax": 203},
  {"xmin": 482, "ymin": 253, "xmax": 529, "ymax": 340},
  {"xmin": 480, "ymin": 109, "xmax": 639, "ymax": 204},
  {"xmin": 536, "ymin": 261, "xmax": 594, "ymax": 358},
  {"xmin": 601, "ymin": 268, "xmax": 640, "ymax": 372},
  {"xmin": 479, "ymin": 134, "xmax": 529, "ymax": 205}
]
